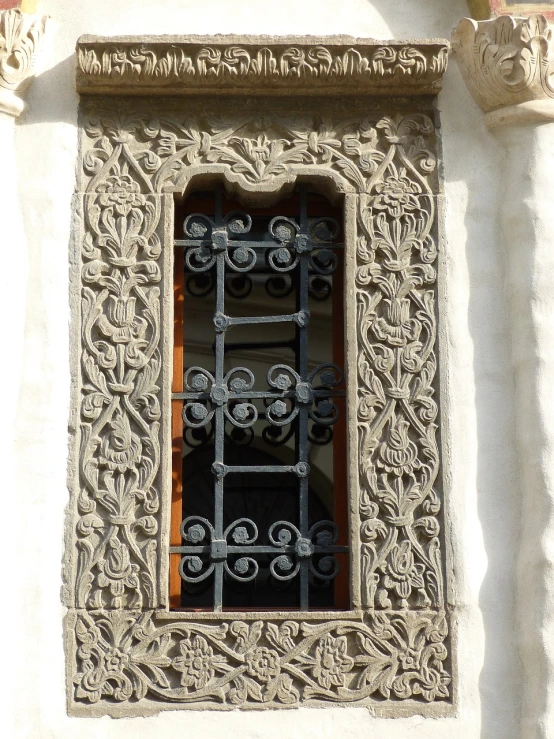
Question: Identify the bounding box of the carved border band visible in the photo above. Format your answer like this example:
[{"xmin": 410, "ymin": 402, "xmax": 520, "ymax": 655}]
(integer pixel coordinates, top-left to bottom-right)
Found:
[
  {"xmin": 75, "ymin": 35, "xmax": 449, "ymax": 97},
  {"xmin": 67, "ymin": 36, "xmax": 451, "ymax": 717}
]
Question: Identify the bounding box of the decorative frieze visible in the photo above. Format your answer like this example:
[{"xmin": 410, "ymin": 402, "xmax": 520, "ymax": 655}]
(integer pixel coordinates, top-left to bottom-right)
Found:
[
  {"xmin": 452, "ymin": 13, "xmax": 554, "ymax": 126},
  {"xmin": 69, "ymin": 609, "xmax": 449, "ymax": 711},
  {"xmin": 0, "ymin": 8, "xmax": 47, "ymax": 117},
  {"xmin": 75, "ymin": 36, "xmax": 449, "ymax": 97}
]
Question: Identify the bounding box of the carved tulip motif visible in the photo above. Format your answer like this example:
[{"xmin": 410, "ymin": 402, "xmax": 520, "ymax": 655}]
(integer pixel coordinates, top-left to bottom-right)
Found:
[
  {"xmin": 96, "ymin": 538, "xmax": 141, "ymax": 609},
  {"xmin": 99, "ymin": 411, "xmax": 142, "ymax": 473},
  {"xmin": 378, "ymin": 417, "xmax": 420, "ymax": 476},
  {"xmin": 382, "ymin": 541, "xmax": 426, "ymax": 609},
  {"xmin": 372, "ymin": 296, "xmax": 421, "ymax": 348}
]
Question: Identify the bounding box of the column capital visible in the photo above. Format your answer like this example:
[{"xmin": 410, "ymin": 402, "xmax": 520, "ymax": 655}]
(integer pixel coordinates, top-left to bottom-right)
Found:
[
  {"xmin": 452, "ymin": 13, "xmax": 554, "ymax": 128},
  {"xmin": 0, "ymin": 8, "xmax": 47, "ymax": 118}
]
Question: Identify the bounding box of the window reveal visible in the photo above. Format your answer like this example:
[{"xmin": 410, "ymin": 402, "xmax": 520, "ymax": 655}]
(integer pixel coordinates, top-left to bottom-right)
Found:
[{"xmin": 170, "ymin": 186, "xmax": 349, "ymax": 611}]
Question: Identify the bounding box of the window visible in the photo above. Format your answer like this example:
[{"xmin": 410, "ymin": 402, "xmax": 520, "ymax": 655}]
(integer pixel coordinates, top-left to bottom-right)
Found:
[
  {"xmin": 68, "ymin": 34, "xmax": 452, "ymax": 716},
  {"xmin": 170, "ymin": 185, "xmax": 349, "ymax": 611}
]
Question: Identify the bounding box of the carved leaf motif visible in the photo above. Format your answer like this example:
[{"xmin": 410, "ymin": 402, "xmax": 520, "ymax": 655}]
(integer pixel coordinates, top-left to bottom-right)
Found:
[
  {"xmin": 73, "ymin": 611, "xmax": 450, "ymax": 706},
  {"xmin": 355, "ymin": 117, "xmax": 443, "ymax": 611},
  {"xmin": 77, "ymin": 167, "xmax": 162, "ymax": 609},
  {"xmin": 76, "ymin": 40, "xmax": 449, "ymax": 96}
]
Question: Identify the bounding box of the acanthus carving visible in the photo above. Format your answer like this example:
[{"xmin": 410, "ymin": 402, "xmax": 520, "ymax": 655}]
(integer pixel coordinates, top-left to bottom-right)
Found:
[
  {"xmin": 73, "ymin": 610, "xmax": 450, "ymax": 707},
  {"xmin": 452, "ymin": 14, "xmax": 554, "ymax": 116},
  {"xmin": 76, "ymin": 38, "xmax": 449, "ymax": 96},
  {"xmin": 0, "ymin": 9, "xmax": 47, "ymax": 117},
  {"xmin": 71, "ymin": 95, "xmax": 449, "ymax": 712}
]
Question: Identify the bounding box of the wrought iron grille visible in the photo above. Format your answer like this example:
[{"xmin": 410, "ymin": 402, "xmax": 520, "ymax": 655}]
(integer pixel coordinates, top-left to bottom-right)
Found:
[{"xmin": 170, "ymin": 186, "xmax": 349, "ymax": 611}]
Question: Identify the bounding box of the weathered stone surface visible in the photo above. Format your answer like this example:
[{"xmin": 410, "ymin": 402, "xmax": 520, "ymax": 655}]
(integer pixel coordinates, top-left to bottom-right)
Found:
[
  {"xmin": 75, "ymin": 35, "xmax": 449, "ymax": 97},
  {"xmin": 452, "ymin": 14, "xmax": 554, "ymax": 126},
  {"xmin": 68, "ymin": 609, "xmax": 450, "ymax": 713}
]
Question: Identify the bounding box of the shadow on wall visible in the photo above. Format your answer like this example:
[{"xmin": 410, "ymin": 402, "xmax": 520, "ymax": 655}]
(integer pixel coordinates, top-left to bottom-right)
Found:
[
  {"xmin": 21, "ymin": 52, "xmax": 78, "ymax": 127},
  {"xmin": 440, "ymin": 63, "xmax": 520, "ymax": 738},
  {"xmin": 362, "ymin": 0, "xmax": 470, "ymax": 39}
]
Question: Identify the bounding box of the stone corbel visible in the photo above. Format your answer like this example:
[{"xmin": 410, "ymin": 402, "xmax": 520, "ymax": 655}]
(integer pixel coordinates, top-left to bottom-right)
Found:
[
  {"xmin": 0, "ymin": 7, "xmax": 47, "ymax": 117},
  {"xmin": 452, "ymin": 13, "xmax": 554, "ymax": 127}
]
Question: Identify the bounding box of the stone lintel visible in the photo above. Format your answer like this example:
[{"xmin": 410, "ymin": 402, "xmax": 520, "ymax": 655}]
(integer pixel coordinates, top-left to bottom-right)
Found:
[
  {"xmin": 75, "ymin": 35, "xmax": 450, "ymax": 97},
  {"xmin": 452, "ymin": 13, "xmax": 554, "ymax": 127}
]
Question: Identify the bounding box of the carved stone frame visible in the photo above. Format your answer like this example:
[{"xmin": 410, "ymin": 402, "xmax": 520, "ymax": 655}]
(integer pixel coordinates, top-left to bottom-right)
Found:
[{"xmin": 65, "ymin": 35, "xmax": 454, "ymax": 717}]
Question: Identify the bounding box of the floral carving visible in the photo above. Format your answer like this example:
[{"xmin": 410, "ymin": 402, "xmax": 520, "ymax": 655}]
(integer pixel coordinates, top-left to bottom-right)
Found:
[
  {"xmin": 97, "ymin": 174, "xmax": 146, "ymax": 216},
  {"xmin": 76, "ymin": 161, "xmax": 162, "ymax": 610},
  {"xmin": 310, "ymin": 634, "xmax": 354, "ymax": 690},
  {"xmin": 173, "ymin": 635, "xmax": 226, "ymax": 690},
  {"xmin": 72, "ymin": 611, "xmax": 450, "ymax": 707},
  {"xmin": 70, "ymin": 89, "xmax": 449, "ymax": 713},
  {"xmin": 355, "ymin": 113, "xmax": 443, "ymax": 612},
  {"xmin": 80, "ymin": 104, "xmax": 439, "ymax": 197}
]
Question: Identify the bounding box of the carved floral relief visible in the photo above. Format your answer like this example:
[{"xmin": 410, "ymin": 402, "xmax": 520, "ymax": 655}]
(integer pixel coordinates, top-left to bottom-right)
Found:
[
  {"xmin": 70, "ymin": 94, "xmax": 449, "ymax": 713},
  {"xmin": 72, "ymin": 610, "xmax": 450, "ymax": 707}
]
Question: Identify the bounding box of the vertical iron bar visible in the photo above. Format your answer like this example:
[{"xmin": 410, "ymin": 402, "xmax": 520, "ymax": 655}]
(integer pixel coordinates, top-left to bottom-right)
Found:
[
  {"xmin": 214, "ymin": 184, "xmax": 225, "ymax": 611},
  {"xmin": 298, "ymin": 186, "xmax": 309, "ymax": 611}
]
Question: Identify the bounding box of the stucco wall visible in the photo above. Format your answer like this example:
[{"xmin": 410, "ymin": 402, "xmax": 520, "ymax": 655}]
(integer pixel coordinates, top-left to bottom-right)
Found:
[{"xmin": 6, "ymin": 1, "xmax": 519, "ymax": 737}]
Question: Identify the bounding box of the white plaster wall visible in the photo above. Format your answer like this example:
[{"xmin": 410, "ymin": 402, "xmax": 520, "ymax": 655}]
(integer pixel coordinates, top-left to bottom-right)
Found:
[{"xmin": 4, "ymin": 1, "xmax": 519, "ymax": 737}]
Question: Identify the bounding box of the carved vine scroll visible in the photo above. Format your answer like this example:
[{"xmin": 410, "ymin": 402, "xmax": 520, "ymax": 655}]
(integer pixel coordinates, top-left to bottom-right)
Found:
[{"xmin": 68, "ymin": 35, "xmax": 450, "ymax": 717}]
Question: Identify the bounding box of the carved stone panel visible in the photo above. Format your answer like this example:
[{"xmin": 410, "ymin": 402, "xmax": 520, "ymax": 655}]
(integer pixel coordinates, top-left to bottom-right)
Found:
[
  {"xmin": 75, "ymin": 35, "xmax": 449, "ymax": 97},
  {"xmin": 67, "ymin": 36, "xmax": 451, "ymax": 717}
]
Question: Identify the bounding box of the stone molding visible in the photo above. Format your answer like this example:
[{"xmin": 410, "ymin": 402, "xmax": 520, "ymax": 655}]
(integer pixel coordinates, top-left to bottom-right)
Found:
[
  {"xmin": 67, "ymin": 35, "xmax": 451, "ymax": 716},
  {"xmin": 75, "ymin": 35, "xmax": 449, "ymax": 97},
  {"xmin": 452, "ymin": 13, "xmax": 554, "ymax": 126},
  {"xmin": 0, "ymin": 8, "xmax": 47, "ymax": 117}
]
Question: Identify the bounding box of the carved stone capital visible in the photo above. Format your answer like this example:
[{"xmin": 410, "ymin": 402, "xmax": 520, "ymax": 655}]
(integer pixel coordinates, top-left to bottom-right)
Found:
[
  {"xmin": 75, "ymin": 35, "xmax": 449, "ymax": 97},
  {"xmin": 0, "ymin": 8, "xmax": 47, "ymax": 118},
  {"xmin": 452, "ymin": 14, "xmax": 554, "ymax": 127}
]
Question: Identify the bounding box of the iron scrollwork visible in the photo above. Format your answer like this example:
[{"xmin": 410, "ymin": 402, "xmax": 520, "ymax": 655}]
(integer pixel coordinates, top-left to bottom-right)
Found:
[{"xmin": 171, "ymin": 187, "xmax": 347, "ymax": 611}]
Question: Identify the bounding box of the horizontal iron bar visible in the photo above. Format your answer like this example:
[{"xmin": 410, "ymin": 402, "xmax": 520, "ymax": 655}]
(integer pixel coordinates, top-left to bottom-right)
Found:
[
  {"xmin": 227, "ymin": 314, "xmax": 298, "ymax": 326},
  {"xmin": 223, "ymin": 464, "xmax": 296, "ymax": 474}
]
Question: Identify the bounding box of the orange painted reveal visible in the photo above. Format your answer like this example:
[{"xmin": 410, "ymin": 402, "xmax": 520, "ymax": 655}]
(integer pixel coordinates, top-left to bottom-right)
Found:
[
  {"xmin": 0, "ymin": 1, "xmax": 21, "ymax": 9},
  {"xmin": 490, "ymin": 1, "xmax": 554, "ymax": 20}
]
